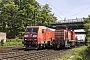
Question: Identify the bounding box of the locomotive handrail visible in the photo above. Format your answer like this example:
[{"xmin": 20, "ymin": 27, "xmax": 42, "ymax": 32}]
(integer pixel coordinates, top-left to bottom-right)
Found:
[{"xmin": 57, "ymin": 18, "xmax": 84, "ymax": 23}]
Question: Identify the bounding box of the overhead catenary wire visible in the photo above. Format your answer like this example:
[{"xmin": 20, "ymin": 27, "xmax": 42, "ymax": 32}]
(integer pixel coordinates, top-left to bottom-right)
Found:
[
  {"xmin": 68, "ymin": 7, "xmax": 90, "ymax": 17},
  {"xmin": 53, "ymin": 13, "xmax": 63, "ymax": 19},
  {"xmin": 45, "ymin": 0, "xmax": 65, "ymax": 19},
  {"xmin": 44, "ymin": 0, "xmax": 90, "ymax": 20},
  {"xmin": 45, "ymin": 0, "xmax": 65, "ymax": 16}
]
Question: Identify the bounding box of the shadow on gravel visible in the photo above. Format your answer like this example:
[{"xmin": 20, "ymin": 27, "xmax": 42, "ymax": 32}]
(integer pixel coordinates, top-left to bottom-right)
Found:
[
  {"xmin": 12, "ymin": 47, "xmax": 25, "ymax": 50},
  {"xmin": 22, "ymin": 47, "xmax": 46, "ymax": 51},
  {"xmin": 21, "ymin": 47, "xmax": 67, "ymax": 51},
  {"xmin": 12, "ymin": 46, "xmax": 71, "ymax": 51}
]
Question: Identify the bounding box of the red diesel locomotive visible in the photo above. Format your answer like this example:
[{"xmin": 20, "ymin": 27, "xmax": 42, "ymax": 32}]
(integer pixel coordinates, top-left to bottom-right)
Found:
[
  {"xmin": 22, "ymin": 26, "xmax": 55, "ymax": 48},
  {"xmin": 22, "ymin": 26, "xmax": 76, "ymax": 49},
  {"xmin": 53, "ymin": 28, "xmax": 76, "ymax": 49}
]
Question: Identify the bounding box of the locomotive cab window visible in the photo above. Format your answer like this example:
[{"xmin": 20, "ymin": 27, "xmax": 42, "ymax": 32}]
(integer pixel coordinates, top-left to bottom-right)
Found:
[
  {"xmin": 33, "ymin": 28, "xmax": 38, "ymax": 33},
  {"xmin": 26, "ymin": 28, "xmax": 32, "ymax": 32},
  {"xmin": 26, "ymin": 28, "xmax": 38, "ymax": 33},
  {"xmin": 42, "ymin": 29, "xmax": 44, "ymax": 33}
]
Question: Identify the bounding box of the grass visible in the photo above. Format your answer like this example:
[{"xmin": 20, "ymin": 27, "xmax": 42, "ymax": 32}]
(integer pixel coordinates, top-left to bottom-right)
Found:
[
  {"xmin": 73, "ymin": 45, "xmax": 90, "ymax": 60},
  {"xmin": 57, "ymin": 46, "xmax": 88, "ymax": 60},
  {"xmin": 0, "ymin": 38, "xmax": 24, "ymax": 47},
  {"xmin": 72, "ymin": 40, "xmax": 90, "ymax": 60}
]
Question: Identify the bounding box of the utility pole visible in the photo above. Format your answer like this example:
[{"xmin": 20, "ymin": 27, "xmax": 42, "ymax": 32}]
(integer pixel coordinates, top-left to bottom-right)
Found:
[
  {"xmin": 34, "ymin": 10, "xmax": 36, "ymax": 26},
  {"xmin": 19, "ymin": 0, "xmax": 21, "ymax": 9}
]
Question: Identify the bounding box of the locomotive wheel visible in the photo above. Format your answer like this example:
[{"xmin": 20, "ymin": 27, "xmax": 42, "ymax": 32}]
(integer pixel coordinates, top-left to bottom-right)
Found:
[
  {"xmin": 37, "ymin": 44, "xmax": 43, "ymax": 50},
  {"xmin": 56, "ymin": 44, "xmax": 60, "ymax": 49},
  {"xmin": 53, "ymin": 44, "xmax": 60, "ymax": 49}
]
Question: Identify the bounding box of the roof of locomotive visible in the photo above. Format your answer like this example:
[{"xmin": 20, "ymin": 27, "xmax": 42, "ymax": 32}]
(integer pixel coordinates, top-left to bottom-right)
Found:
[
  {"xmin": 26, "ymin": 26, "xmax": 46, "ymax": 28},
  {"xmin": 26, "ymin": 26, "xmax": 55, "ymax": 31},
  {"xmin": 46, "ymin": 27, "xmax": 55, "ymax": 31}
]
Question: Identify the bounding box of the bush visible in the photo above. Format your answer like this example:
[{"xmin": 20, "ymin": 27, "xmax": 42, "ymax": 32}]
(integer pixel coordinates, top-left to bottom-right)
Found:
[
  {"xmin": 3, "ymin": 42, "xmax": 23, "ymax": 46},
  {"xmin": 0, "ymin": 38, "xmax": 23, "ymax": 47},
  {"xmin": 6, "ymin": 39, "xmax": 23, "ymax": 42},
  {"xmin": 58, "ymin": 46, "xmax": 88, "ymax": 60},
  {"xmin": 0, "ymin": 39, "xmax": 4, "ymax": 46},
  {"xmin": 18, "ymin": 32, "xmax": 24, "ymax": 39},
  {"xmin": 73, "ymin": 46, "xmax": 90, "ymax": 60}
]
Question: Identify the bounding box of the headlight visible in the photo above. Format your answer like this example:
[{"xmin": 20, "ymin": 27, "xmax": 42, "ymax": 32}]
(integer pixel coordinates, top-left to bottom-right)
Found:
[
  {"xmin": 33, "ymin": 35, "xmax": 37, "ymax": 37},
  {"xmin": 24, "ymin": 35, "xmax": 29, "ymax": 37},
  {"xmin": 24, "ymin": 39, "xmax": 27, "ymax": 40}
]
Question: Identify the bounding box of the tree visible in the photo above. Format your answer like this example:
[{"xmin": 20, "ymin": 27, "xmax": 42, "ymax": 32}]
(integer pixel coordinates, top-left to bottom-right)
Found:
[
  {"xmin": 1, "ymin": 2, "xmax": 19, "ymax": 38},
  {"xmin": 84, "ymin": 15, "xmax": 90, "ymax": 42},
  {"xmin": 0, "ymin": 0, "xmax": 13, "ymax": 7},
  {"xmin": 13, "ymin": 0, "xmax": 40, "ymax": 26},
  {"xmin": 37, "ymin": 4, "xmax": 57, "ymax": 26}
]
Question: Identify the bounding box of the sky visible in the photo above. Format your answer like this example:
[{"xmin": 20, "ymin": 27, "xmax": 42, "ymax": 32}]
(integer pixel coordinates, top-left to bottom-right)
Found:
[{"xmin": 36, "ymin": 0, "xmax": 90, "ymax": 20}]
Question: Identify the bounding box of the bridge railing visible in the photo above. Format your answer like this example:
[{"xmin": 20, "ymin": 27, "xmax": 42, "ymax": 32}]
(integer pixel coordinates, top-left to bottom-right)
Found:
[{"xmin": 57, "ymin": 18, "xmax": 84, "ymax": 23}]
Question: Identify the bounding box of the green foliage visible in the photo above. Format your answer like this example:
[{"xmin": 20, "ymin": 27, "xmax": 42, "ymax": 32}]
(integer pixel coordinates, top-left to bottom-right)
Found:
[
  {"xmin": 73, "ymin": 46, "xmax": 90, "ymax": 60},
  {"xmin": 6, "ymin": 39, "xmax": 23, "ymax": 42},
  {"xmin": 0, "ymin": 39, "xmax": 23, "ymax": 47},
  {"xmin": 37, "ymin": 4, "xmax": 57, "ymax": 26},
  {"xmin": 0, "ymin": 0, "xmax": 13, "ymax": 7},
  {"xmin": 0, "ymin": 2, "xmax": 20, "ymax": 38},
  {"xmin": 0, "ymin": 39, "xmax": 4, "ymax": 46},
  {"xmin": 58, "ymin": 46, "xmax": 88, "ymax": 60},
  {"xmin": 3, "ymin": 42, "xmax": 23, "ymax": 46},
  {"xmin": 84, "ymin": 15, "xmax": 90, "ymax": 42},
  {"xmin": 18, "ymin": 32, "xmax": 24, "ymax": 39}
]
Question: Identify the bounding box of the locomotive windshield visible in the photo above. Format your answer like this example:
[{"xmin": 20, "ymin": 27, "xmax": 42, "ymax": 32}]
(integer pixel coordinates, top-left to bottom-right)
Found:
[{"xmin": 26, "ymin": 28, "xmax": 38, "ymax": 33}]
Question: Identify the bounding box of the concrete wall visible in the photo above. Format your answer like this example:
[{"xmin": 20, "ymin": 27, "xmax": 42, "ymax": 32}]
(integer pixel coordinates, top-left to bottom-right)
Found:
[{"xmin": 0, "ymin": 32, "xmax": 6, "ymax": 42}]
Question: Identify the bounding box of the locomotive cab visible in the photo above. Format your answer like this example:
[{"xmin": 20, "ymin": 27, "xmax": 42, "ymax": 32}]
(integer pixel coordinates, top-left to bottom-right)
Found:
[{"xmin": 23, "ymin": 26, "xmax": 39, "ymax": 48}]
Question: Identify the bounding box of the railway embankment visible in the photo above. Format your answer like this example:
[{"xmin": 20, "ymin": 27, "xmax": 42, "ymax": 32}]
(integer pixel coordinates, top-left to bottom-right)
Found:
[{"xmin": 58, "ymin": 45, "xmax": 89, "ymax": 60}]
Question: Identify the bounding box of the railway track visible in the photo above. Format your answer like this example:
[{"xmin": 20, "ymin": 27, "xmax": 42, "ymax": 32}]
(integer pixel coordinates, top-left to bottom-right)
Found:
[{"xmin": 0, "ymin": 47, "xmax": 71, "ymax": 60}]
